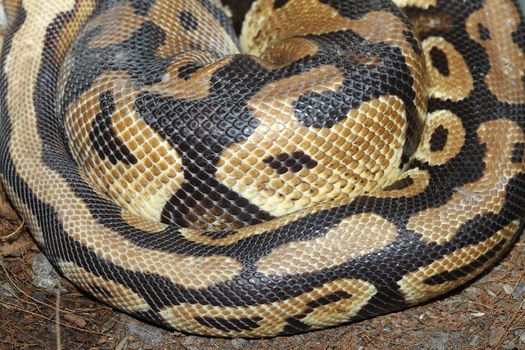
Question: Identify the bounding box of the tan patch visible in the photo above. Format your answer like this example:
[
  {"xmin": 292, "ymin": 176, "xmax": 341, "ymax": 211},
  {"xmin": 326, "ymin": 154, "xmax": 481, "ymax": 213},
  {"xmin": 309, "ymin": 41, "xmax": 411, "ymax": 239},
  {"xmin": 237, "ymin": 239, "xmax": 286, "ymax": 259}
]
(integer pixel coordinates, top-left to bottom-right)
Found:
[
  {"xmin": 85, "ymin": 3, "xmax": 145, "ymax": 49},
  {"xmin": 375, "ymin": 169, "xmax": 430, "ymax": 199},
  {"xmin": 3, "ymin": 0, "xmax": 20, "ymax": 24},
  {"xmin": 83, "ymin": 0, "xmax": 238, "ymax": 57},
  {"xmin": 121, "ymin": 211, "xmax": 168, "ymax": 233},
  {"xmin": 217, "ymin": 63, "xmax": 406, "ymax": 217},
  {"xmin": 148, "ymin": 0, "xmax": 238, "ymax": 58},
  {"xmin": 5, "ymin": 1, "xmax": 241, "ymax": 289},
  {"xmin": 160, "ymin": 278, "xmax": 376, "ymax": 337},
  {"xmin": 52, "ymin": 1, "xmax": 100, "ymax": 63},
  {"xmin": 408, "ymin": 12, "xmax": 455, "ymax": 38},
  {"xmin": 422, "ymin": 37, "xmax": 473, "ymax": 101},
  {"xmin": 243, "ymin": 1, "xmax": 410, "ymax": 56},
  {"xmin": 299, "ymin": 280, "xmax": 374, "ymax": 329},
  {"xmin": 414, "ymin": 110, "xmax": 466, "ymax": 166},
  {"xmin": 391, "ymin": 0, "xmax": 437, "ymax": 8},
  {"xmin": 466, "ymin": 0, "xmax": 525, "ymax": 104},
  {"xmin": 398, "ymin": 219, "xmax": 519, "ymax": 304},
  {"xmin": 408, "ymin": 119, "xmax": 525, "ymax": 244},
  {"xmin": 147, "ymin": 54, "xmax": 233, "ymax": 100},
  {"xmin": 260, "ymin": 37, "xmax": 319, "ymax": 67},
  {"xmin": 241, "ymin": 1, "xmax": 426, "ymax": 122},
  {"xmin": 60, "ymin": 261, "xmax": 151, "ymax": 313},
  {"xmin": 64, "ymin": 72, "xmax": 185, "ymax": 223},
  {"xmin": 215, "ymin": 65, "xmax": 344, "ymax": 217},
  {"xmin": 256, "ymin": 213, "xmax": 398, "ymax": 276}
]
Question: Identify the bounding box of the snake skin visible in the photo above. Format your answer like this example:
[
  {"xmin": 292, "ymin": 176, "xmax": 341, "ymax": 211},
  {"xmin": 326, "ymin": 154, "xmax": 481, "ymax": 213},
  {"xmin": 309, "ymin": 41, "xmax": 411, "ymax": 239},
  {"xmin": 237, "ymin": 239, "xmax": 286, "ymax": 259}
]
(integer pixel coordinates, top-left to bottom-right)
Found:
[{"xmin": 1, "ymin": 0, "xmax": 525, "ymax": 337}]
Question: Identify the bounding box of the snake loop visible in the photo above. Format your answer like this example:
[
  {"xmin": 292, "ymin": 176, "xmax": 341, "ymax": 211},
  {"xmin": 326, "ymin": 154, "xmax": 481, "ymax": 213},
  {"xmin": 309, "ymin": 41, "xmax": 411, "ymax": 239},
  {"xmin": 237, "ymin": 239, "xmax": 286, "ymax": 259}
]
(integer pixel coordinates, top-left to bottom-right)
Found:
[{"xmin": 0, "ymin": 0, "xmax": 524, "ymax": 337}]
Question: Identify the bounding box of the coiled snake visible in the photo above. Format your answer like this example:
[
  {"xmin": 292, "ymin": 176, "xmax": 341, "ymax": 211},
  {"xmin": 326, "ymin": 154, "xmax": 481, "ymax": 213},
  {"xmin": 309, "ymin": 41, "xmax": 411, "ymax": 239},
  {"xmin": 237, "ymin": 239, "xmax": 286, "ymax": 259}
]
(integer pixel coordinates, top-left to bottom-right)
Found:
[{"xmin": 1, "ymin": 0, "xmax": 525, "ymax": 337}]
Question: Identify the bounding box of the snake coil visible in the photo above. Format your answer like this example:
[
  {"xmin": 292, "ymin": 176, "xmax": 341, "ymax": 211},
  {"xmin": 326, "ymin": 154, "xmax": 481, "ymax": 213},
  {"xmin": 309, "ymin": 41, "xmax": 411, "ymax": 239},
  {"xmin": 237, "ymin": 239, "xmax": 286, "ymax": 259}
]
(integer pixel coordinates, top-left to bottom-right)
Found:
[{"xmin": 1, "ymin": 0, "xmax": 525, "ymax": 337}]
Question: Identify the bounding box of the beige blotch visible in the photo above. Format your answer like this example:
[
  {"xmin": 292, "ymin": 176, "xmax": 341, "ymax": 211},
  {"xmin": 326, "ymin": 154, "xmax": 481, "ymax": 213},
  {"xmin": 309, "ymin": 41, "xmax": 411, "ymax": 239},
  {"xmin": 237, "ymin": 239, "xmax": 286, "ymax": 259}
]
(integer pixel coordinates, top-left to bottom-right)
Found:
[
  {"xmin": 422, "ymin": 37, "xmax": 473, "ymax": 101},
  {"xmin": 408, "ymin": 119, "xmax": 525, "ymax": 244},
  {"xmin": 466, "ymin": 0, "xmax": 525, "ymax": 104},
  {"xmin": 160, "ymin": 278, "xmax": 376, "ymax": 337},
  {"xmin": 148, "ymin": 54, "xmax": 234, "ymax": 100},
  {"xmin": 121, "ymin": 211, "xmax": 168, "ymax": 233},
  {"xmin": 83, "ymin": 0, "xmax": 238, "ymax": 57},
  {"xmin": 259, "ymin": 37, "xmax": 319, "ymax": 67},
  {"xmin": 414, "ymin": 110, "xmax": 466, "ymax": 166},
  {"xmin": 64, "ymin": 72, "xmax": 185, "ymax": 223},
  {"xmin": 4, "ymin": 0, "xmax": 95, "ymax": 248},
  {"xmin": 256, "ymin": 213, "xmax": 398, "ymax": 275},
  {"xmin": 148, "ymin": 0, "xmax": 238, "ymax": 58},
  {"xmin": 85, "ymin": 3, "xmax": 145, "ymax": 49},
  {"xmin": 60, "ymin": 261, "xmax": 152, "ymax": 313},
  {"xmin": 374, "ymin": 169, "xmax": 430, "ymax": 199},
  {"xmin": 217, "ymin": 64, "xmax": 406, "ymax": 217},
  {"xmin": 391, "ymin": 0, "xmax": 437, "ymax": 9},
  {"xmin": 398, "ymin": 220, "xmax": 519, "ymax": 304}
]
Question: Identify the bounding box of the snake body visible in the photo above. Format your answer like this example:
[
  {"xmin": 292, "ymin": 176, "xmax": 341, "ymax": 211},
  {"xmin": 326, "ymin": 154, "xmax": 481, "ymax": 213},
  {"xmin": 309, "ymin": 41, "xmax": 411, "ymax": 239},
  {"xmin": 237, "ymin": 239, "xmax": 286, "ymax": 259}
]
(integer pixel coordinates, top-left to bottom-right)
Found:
[{"xmin": 1, "ymin": 0, "xmax": 525, "ymax": 337}]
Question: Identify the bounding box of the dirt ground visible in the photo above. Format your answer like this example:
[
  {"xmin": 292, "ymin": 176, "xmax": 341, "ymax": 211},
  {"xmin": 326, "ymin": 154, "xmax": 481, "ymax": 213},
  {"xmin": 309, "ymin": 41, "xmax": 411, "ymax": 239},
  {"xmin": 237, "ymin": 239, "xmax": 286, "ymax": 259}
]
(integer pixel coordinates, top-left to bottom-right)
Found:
[{"xmin": 1, "ymin": 0, "xmax": 525, "ymax": 349}]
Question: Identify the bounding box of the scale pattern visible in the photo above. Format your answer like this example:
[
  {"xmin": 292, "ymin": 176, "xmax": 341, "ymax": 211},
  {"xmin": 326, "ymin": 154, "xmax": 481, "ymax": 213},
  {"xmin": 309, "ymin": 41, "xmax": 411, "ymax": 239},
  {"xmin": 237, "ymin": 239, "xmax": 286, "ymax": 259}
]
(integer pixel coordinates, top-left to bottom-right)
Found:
[{"xmin": 0, "ymin": 0, "xmax": 525, "ymax": 337}]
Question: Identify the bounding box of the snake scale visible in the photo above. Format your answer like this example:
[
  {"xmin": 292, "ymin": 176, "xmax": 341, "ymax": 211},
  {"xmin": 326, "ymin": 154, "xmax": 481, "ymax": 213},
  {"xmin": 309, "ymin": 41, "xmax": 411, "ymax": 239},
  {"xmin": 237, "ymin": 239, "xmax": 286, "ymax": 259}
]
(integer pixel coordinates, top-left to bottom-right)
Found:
[{"xmin": 0, "ymin": 0, "xmax": 525, "ymax": 338}]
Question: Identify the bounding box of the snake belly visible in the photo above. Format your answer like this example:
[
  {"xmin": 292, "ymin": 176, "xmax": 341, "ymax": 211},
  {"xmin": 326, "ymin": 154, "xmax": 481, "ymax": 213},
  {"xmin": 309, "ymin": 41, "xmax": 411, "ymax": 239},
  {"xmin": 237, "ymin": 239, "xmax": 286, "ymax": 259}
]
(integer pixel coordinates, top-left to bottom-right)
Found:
[{"xmin": 1, "ymin": 0, "xmax": 525, "ymax": 337}]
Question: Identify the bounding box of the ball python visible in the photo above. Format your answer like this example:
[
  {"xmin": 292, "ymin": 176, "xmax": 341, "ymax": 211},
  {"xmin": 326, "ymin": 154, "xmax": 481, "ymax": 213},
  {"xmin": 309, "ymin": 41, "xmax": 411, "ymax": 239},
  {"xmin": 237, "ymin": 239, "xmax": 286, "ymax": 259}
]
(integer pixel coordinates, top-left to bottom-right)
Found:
[{"xmin": 1, "ymin": 0, "xmax": 525, "ymax": 338}]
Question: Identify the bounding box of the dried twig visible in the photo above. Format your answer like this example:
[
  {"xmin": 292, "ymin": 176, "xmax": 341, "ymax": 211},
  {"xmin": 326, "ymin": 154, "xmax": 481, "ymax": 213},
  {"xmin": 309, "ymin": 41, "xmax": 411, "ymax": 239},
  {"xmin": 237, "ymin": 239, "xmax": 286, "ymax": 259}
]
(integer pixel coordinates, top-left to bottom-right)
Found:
[
  {"xmin": 56, "ymin": 286, "xmax": 62, "ymax": 350},
  {"xmin": 0, "ymin": 219, "xmax": 24, "ymax": 240},
  {"xmin": 0, "ymin": 299, "xmax": 106, "ymax": 335},
  {"xmin": 0, "ymin": 187, "xmax": 18, "ymax": 222},
  {"xmin": 114, "ymin": 336, "xmax": 128, "ymax": 350}
]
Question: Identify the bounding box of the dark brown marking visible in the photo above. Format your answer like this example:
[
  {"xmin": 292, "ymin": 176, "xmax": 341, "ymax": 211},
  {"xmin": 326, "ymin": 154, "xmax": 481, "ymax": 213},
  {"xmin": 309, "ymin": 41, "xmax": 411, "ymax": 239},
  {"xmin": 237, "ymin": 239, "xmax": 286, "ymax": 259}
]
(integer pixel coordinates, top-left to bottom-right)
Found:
[
  {"xmin": 274, "ymin": 0, "xmax": 290, "ymax": 9},
  {"xmin": 89, "ymin": 91, "xmax": 138, "ymax": 165},
  {"xmin": 305, "ymin": 290, "xmax": 352, "ymax": 309},
  {"xmin": 403, "ymin": 29, "xmax": 422, "ymax": 56},
  {"xmin": 162, "ymin": 180, "xmax": 274, "ymax": 229},
  {"xmin": 477, "ymin": 23, "xmax": 491, "ymax": 41},
  {"xmin": 511, "ymin": 142, "xmax": 525, "ymax": 164},
  {"xmin": 132, "ymin": 0, "xmax": 155, "ymax": 16},
  {"xmin": 91, "ymin": 284, "xmax": 115, "ymax": 299},
  {"xmin": 177, "ymin": 62, "xmax": 204, "ymax": 80},
  {"xmin": 423, "ymin": 240, "xmax": 506, "ymax": 285},
  {"xmin": 194, "ymin": 316, "xmax": 264, "ymax": 332},
  {"xmin": 263, "ymin": 151, "xmax": 318, "ymax": 175},
  {"xmin": 429, "ymin": 125, "xmax": 449, "ymax": 152},
  {"xmin": 178, "ymin": 10, "xmax": 199, "ymax": 31},
  {"xmin": 382, "ymin": 176, "xmax": 415, "ymax": 191},
  {"xmin": 429, "ymin": 46, "xmax": 449, "ymax": 76},
  {"xmin": 280, "ymin": 290, "xmax": 353, "ymax": 334}
]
